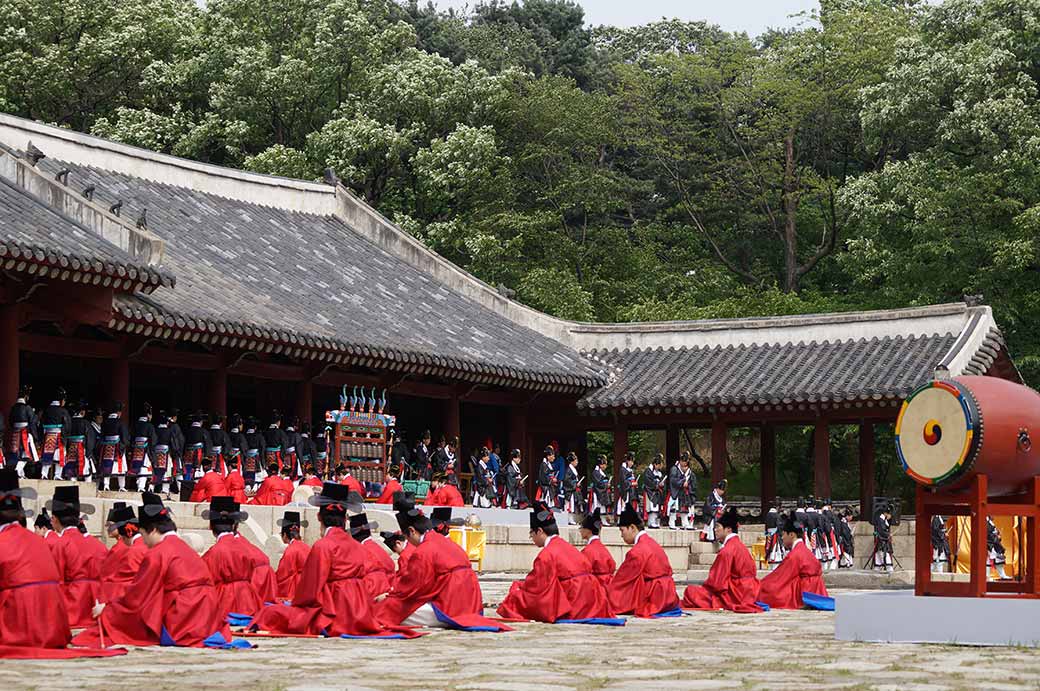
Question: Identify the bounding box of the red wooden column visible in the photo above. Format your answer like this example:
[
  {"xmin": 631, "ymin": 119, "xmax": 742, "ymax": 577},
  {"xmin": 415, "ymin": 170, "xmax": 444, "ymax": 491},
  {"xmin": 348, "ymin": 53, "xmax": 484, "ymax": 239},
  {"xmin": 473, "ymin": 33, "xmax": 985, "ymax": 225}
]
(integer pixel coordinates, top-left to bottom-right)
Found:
[
  {"xmin": 0, "ymin": 304, "xmax": 19, "ymax": 408},
  {"xmin": 859, "ymin": 421, "xmax": 875, "ymax": 517},
  {"xmin": 613, "ymin": 422, "xmax": 629, "ymax": 480},
  {"xmin": 711, "ymin": 421, "xmax": 727, "ymax": 486},
  {"xmin": 443, "ymin": 392, "xmax": 460, "ymax": 444},
  {"xmin": 209, "ymin": 365, "xmax": 228, "ymax": 417},
  {"xmin": 109, "ymin": 356, "xmax": 129, "ymax": 410},
  {"xmin": 665, "ymin": 425, "xmax": 680, "ymax": 463},
  {"xmin": 761, "ymin": 423, "xmax": 776, "ymax": 515},
  {"xmin": 295, "ymin": 377, "xmax": 312, "ymax": 425},
  {"xmin": 814, "ymin": 420, "xmax": 831, "ymax": 498}
]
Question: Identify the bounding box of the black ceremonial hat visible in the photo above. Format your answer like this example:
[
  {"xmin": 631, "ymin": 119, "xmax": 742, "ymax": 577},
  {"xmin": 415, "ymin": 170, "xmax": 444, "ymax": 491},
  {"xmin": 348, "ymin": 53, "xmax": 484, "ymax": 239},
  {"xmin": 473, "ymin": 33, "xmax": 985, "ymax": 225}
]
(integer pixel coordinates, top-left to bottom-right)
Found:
[
  {"xmin": 308, "ymin": 482, "xmax": 352, "ymax": 508},
  {"xmin": 580, "ymin": 508, "xmax": 603, "ymax": 533},
  {"xmin": 397, "ymin": 506, "xmax": 429, "ymax": 533},
  {"xmin": 392, "ymin": 490, "xmax": 416, "ymax": 513},
  {"xmin": 381, "ymin": 530, "xmax": 406, "ymax": 550},
  {"xmin": 349, "ymin": 512, "xmax": 379, "ymax": 535},
  {"xmin": 48, "ymin": 485, "xmax": 94, "ymax": 516},
  {"xmin": 529, "ymin": 501, "xmax": 556, "ymax": 531},
  {"xmin": 719, "ymin": 505, "xmax": 740, "ymax": 531},
  {"xmin": 109, "ymin": 504, "xmax": 138, "ymax": 529},
  {"xmin": 618, "ymin": 503, "xmax": 642, "ymax": 528},
  {"xmin": 0, "ymin": 468, "xmax": 35, "ymax": 513},
  {"xmin": 202, "ymin": 496, "xmax": 248, "ymax": 521},
  {"xmin": 278, "ymin": 510, "xmax": 309, "ymax": 528},
  {"xmin": 431, "ymin": 506, "xmax": 464, "ymax": 530}
]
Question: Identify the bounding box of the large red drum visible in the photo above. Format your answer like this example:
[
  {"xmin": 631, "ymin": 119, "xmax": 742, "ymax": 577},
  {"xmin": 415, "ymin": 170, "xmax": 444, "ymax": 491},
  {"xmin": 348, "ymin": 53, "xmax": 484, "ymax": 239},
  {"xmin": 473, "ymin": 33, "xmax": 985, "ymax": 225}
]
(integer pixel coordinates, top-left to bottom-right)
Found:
[{"xmin": 895, "ymin": 375, "xmax": 1040, "ymax": 497}]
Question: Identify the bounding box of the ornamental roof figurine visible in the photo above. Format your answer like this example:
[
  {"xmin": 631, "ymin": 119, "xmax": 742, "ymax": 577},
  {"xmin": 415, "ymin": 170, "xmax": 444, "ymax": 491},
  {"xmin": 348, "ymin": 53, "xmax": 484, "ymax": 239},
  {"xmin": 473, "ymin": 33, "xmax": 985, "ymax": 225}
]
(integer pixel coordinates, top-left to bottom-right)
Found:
[{"xmin": 202, "ymin": 496, "xmax": 248, "ymax": 522}]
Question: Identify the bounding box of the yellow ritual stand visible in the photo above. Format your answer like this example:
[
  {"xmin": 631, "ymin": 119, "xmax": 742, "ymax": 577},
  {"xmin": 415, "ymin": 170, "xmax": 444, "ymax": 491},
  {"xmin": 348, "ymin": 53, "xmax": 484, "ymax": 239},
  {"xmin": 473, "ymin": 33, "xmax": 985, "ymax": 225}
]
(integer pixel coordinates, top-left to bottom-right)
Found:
[{"xmin": 449, "ymin": 527, "xmax": 486, "ymax": 571}]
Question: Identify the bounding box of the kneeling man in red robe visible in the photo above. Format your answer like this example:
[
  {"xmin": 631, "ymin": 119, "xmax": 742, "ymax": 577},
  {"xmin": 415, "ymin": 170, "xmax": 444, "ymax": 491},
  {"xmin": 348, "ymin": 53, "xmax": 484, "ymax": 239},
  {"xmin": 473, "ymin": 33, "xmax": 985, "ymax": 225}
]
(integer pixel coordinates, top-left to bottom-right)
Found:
[
  {"xmin": 202, "ymin": 496, "xmax": 264, "ymax": 618},
  {"xmin": 99, "ymin": 504, "xmax": 148, "ymax": 602},
  {"xmin": 275, "ymin": 511, "xmax": 310, "ymax": 601},
  {"xmin": 189, "ymin": 458, "xmax": 228, "ymax": 503},
  {"xmin": 757, "ymin": 511, "xmax": 829, "ymax": 609},
  {"xmin": 498, "ymin": 501, "xmax": 610, "ymax": 622},
  {"xmin": 580, "ymin": 508, "xmax": 616, "ymax": 587},
  {"xmin": 350, "ymin": 512, "xmax": 395, "ymax": 598},
  {"xmin": 607, "ymin": 504, "xmax": 681, "ymax": 617},
  {"xmin": 48, "ymin": 485, "xmax": 106, "ymax": 628},
  {"xmin": 74, "ymin": 492, "xmax": 231, "ymax": 647},
  {"xmin": 682, "ymin": 506, "xmax": 761, "ymax": 612}
]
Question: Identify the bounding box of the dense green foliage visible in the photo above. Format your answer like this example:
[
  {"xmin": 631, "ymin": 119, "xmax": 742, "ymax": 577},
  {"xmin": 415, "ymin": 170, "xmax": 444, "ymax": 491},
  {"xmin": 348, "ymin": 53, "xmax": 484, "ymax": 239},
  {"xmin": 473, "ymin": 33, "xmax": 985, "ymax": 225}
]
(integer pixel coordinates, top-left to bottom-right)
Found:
[{"xmin": 3, "ymin": 0, "xmax": 1038, "ymax": 501}]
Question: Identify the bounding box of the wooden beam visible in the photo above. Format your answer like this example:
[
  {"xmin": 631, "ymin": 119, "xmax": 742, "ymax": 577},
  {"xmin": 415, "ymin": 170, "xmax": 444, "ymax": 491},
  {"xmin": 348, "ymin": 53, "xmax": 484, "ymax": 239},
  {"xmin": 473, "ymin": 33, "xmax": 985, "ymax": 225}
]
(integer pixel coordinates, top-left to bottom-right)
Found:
[
  {"xmin": 209, "ymin": 364, "xmax": 228, "ymax": 416},
  {"xmin": 814, "ymin": 421, "xmax": 831, "ymax": 498},
  {"xmin": 711, "ymin": 421, "xmax": 727, "ymax": 486},
  {"xmin": 0, "ymin": 303, "xmax": 18, "ymax": 407},
  {"xmin": 132, "ymin": 347, "xmax": 221, "ymax": 371},
  {"xmin": 586, "ymin": 405, "xmax": 901, "ymax": 427},
  {"xmin": 231, "ymin": 359, "xmax": 307, "ymax": 381},
  {"xmin": 20, "ymin": 333, "xmax": 121, "ymax": 359},
  {"xmin": 859, "ymin": 421, "xmax": 875, "ymax": 518},
  {"xmin": 761, "ymin": 424, "xmax": 776, "ymax": 516}
]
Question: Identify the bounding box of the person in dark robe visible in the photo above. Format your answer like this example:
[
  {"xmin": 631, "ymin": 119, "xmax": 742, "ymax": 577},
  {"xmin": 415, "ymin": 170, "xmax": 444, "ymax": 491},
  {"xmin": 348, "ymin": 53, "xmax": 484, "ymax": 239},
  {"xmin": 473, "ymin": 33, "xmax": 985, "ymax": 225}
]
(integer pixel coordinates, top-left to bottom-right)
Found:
[
  {"xmin": 190, "ymin": 457, "xmax": 229, "ymax": 503},
  {"xmin": 166, "ymin": 409, "xmax": 185, "ymax": 492},
  {"xmin": 262, "ymin": 412, "xmax": 287, "ymax": 477},
  {"xmin": 504, "ymin": 449, "xmax": 528, "ymax": 509},
  {"xmin": 297, "ymin": 423, "xmax": 316, "ymax": 476},
  {"xmin": 615, "ymin": 452, "xmax": 638, "ymax": 516},
  {"xmin": 5, "ymin": 385, "xmax": 38, "ymax": 477},
  {"xmin": 607, "ymin": 504, "xmax": 681, "ymax": 617},
  {"xmin": 764, "ymin": 499, "xmax": 785, "ymax": 567},
  {"xmin": 39, "ymin": 388, "xmax": 71, "ymax": 480},
  {"xmin": 282, "ymin": 418, "xmax": 301, "ymax": 480},
  {"xmin": 390, "ymin": 432, "xmax": 411, "ymax": 480},
  {"xmin": 701, "ymin": 480, "xmax": 727, "ymax": 543},
  {"xmin": 350, "ymin": 512, "xmax": 395, "ymax": 599},
  {"xmin": 681, "ymin": 506, "xmax": 761, "ymax": 612},
  {"xmin": 150, "ymin": 411, "xmax": 176, "ymax": 494},
  {"xmin": 99, "ymin": 505, "xmax": 147, "ymax": 603},
  {"xmin": 587, "ymin": 455, "xmax": 611, "ymax": 517},
  {"xmin": 580, "ymin": 508, "xmax": 616, "ymax": 587},
  {"xmin": 97, "ymin": 402, "xmax": 129, "ymax": 491},
  {"xmin": 930, "ymin": 514, "xmax": 951, "ymax": 573},
  {"xmin": 757, "ymin": 511, "xmax": 829, "ymax": 609},
  {"xmin": 249, "ymin": 483, "xmax": 390, "ymax": 636},
  {"xmin": 126, "ymin": 404, "xmax": 155, "ymax": 492},
  {"xmin": 64, "ymin": 400, "xmax": 95, "ymax": 482},
  {"xmin": 313, "ymin": 424, "xmax": 331, "ymax": 480},
  {"xmin": 376, "ymin": 504, "xmax": 498, "ymax": 630},
  {"xmin": 413, "ymin": 430, "xmax": 433, "ymax": 481},
  {"xmin": 208, "ymin": 415, "xmax": 232, "ymax": 477},
  {"xmin": 872, "ymin": 503, "xmax": 894, "ymax": 573},
  {"xmin": 243, "ymin": 417, "xmax": 263, "ymax": 489},
  {"xmin": 561, "ymin": 452, "xmax": 583, "ymax": 514},
  {"xmin": 47, "ymin": 486, "xmax": 105, "ymax": 627},
  {"xmin": 987, "ymin": 515, "xmax": 1010, "ymax": 580},
  {"xmin": 226, "ymin": 414, "xmax": 249, "ymax": 481},
  {"xmin": 472, "ymin": 448, "xmax": 496, "ymax": 508},
  {"xmin": 74, "ymin": 492, "xmax": 231, "ymax": 648},
  {"xmin": 276, "ymin": 511, "xmax": 310, "ymax": 601},
  {"xmin": 838, "ymin": 508, "xmax": 855, "ymax": 568},
  {"xmin": 375, "ymin": 465, "xmax": 404, "ymax": 503},
  {"xmin": 182, "ymin": 412, "xmax": 211, "ymax": 483},
  {"xmin": 640, "ymin": 454, "xmax": 665, "ymax": 529},
  {"xmin": 497, "ymin": 501, "xmax": 610, "ymax": 622},
  {"xmin": 535, "ymin": 446, "xmax": 558, "ymax": 507},
  {"xmin": 201, "ymin": 496, "xmax": 263, "ymax": 618},
  {"xmin": 667, "ymin": 453, "xmax": 696, "ymax": 530}
]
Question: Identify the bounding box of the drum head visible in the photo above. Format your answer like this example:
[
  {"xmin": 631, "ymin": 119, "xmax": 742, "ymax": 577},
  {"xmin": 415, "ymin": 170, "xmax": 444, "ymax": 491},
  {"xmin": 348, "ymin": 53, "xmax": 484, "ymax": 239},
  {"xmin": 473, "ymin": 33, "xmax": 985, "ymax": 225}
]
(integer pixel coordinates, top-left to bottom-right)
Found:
[{"xmin": 895, "ymin": 380, "xmax": 980, "ymax": 486}]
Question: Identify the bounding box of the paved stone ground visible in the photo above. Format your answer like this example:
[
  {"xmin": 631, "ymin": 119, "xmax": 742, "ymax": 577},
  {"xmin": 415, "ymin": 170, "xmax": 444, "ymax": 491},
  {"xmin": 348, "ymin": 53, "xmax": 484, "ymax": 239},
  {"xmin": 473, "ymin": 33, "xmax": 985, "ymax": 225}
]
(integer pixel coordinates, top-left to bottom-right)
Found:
[{"xmin": 4, "ymin": 581, "xmax": 1038, "ymax": 691}]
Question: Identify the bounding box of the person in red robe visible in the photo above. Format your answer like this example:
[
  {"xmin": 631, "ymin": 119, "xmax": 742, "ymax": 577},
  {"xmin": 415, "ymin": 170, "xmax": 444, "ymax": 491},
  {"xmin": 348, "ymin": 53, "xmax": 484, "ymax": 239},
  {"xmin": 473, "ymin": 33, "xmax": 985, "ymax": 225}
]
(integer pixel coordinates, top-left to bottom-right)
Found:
[
  {"xmin": 424, "ymin": 474, "xmax": 464, "ymax": 507},
  {"xmin": 201, "ymin": 496, "xmax": 264, "ymax": 618},
  {"xmin": 375, "ymin": 466, "xmax": 404, "ymax": 504},
  {"xmin": 335, "ymin": 465, "xmax": 366, "ymax": 498},
  {"xmin": 99, "ymin": 505, "xmax": 148, "ymax": 602},
  {"xmin": 579, "ymin": 508, "xmax": 616, "ymax": 587},
  {"xmin": 234, "ymin": 531, "xmax": 278, "ymax": 604},
  {"xmin": 380, "ymin": 531, "xmax": 412, "ymax": 588},
  {"xmin": 299, "ymin": 466, "xmax": 323, "ymax": 488},
  {"xmin": 607, "ymin": 504, "xmax": 681, "ymax": 617},
  {"xmin": 189, "ymin": 458, "xmax": 229, "ymax": 503},
  {"xmin": 758, "ymin": 511, "xmax": 829, "ymax": 609},
  {"xmin": 73, "ymin": 492, "xmax": 232, "ymax": 648},
  {"xmin": 47, "ymin": 485, "xmax": 106, "ymax": 628},
  {"xmin": 250, "ymin": 463, "xmax": 291, "ymax": 506},
  {"xmin": 225, "ymin": 459, "xmax": 247, "ymax": 504},
  {"xmin": 377, "ymin": 504, "xmax": 498, "ymax": 629},
  {"xmin": 682, "ymin": 506, "xmax": 761, "ymax": 613},
  {"xmin": 275, "ymin": 511, "xmax": 310, "ymax": 601},
  {"xmin": 349, "ymin": 512, "xmax": 395, "ymax": 598},
  {"xmin": 248, "ymin": 483, "xmax": 388, "ymax": 636},
  {"xmin": 34, "ymin": 508, "xmax": 59, "ymax": 543},
  {"xmin": 498, "ymin": 502, "xmax": 610, "ymax": 622}
]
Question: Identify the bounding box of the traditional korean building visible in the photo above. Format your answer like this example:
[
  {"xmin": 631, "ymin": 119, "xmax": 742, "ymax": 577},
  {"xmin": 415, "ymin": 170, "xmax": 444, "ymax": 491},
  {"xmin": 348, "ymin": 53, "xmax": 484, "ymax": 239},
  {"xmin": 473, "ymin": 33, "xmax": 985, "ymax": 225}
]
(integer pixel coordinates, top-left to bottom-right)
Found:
[{"xmin": 0, "ymin": 114, "xmax": 1018, "ymax": 513}]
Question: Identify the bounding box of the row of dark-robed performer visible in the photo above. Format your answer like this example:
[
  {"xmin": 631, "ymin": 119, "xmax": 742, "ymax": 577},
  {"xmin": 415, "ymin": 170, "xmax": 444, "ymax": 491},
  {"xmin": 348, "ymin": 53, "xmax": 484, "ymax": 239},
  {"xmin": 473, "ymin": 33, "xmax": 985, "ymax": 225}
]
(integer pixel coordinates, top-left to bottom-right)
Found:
[{"xmin": 0, "ymin": 469, "xmax": 833, "ymax": 658}]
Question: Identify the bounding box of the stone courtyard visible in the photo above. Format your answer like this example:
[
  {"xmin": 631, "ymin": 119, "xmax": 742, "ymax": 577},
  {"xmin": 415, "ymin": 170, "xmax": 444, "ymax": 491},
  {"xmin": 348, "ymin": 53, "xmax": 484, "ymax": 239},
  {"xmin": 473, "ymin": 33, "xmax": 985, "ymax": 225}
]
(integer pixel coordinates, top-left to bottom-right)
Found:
[{"xmin": 4, "ymin": 580, "xmax": 1038, "ymax": 691}]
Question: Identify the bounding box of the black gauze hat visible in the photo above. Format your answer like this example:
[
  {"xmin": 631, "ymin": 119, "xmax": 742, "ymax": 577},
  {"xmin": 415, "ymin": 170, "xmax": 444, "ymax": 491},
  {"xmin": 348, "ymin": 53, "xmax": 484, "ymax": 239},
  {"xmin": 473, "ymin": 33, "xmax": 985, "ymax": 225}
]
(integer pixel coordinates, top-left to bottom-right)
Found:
[
  {"xmin": 530, "ymin": 501, "xmax": 556, "ymax": 531},
  {"xmin": 278, "ymin": 510, "xmax": 309, "ymax": 528},
  {"xmin": 202, "ymin": 496, "xmax": 248, "ymax": 522},
  {"xmin": 48, "ymin": 485, "xmax": 94, "ymax": 516},
  {"xmin": 381, "ymin": 530, "xmax": 406, "ymax": 549},
  {"xmin": 0, "ymin": 468, "xmax": 35, "ymax": 512},
  {"xmin": 719, "ymin": 505, "xmax": 740, "ymax": 531},
  {"xmin": 581, "ymin": 508, "xmax": 603, "ymax": 532},
  {"xmin": 618, "ymin": 503, "xmax": 642, "ymax": 528},
  {"xmin": 139, "ymin": 492, "xmax": 171, "ymax": 520},
  {"xmin": 109, "ymin": 504, "xmax": 138, "ymax": 529},
  {"xmin": 392, "ymin": 490, "xmax": 416, "ymax": 513},
  {"xmin": 349, "ymin": 512, "xmax": 379, "ymax": 535}
]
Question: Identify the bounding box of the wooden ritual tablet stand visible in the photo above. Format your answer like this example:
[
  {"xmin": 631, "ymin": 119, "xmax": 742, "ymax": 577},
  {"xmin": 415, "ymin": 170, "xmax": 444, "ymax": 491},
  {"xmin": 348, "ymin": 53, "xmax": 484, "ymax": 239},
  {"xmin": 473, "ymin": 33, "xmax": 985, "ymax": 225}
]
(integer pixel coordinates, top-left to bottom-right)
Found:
[{"xmin": 915, "ymin": 474, "xmax": 1040, "ymax": 598}]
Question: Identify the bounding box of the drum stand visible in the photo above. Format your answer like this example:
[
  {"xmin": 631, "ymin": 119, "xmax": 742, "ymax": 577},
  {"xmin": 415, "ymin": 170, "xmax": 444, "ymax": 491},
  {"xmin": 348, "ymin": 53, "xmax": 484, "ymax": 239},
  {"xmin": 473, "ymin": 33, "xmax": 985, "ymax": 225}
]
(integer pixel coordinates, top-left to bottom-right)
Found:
[{"xmin": 915, "ymin": 474, "xmax": 1040, "ymax": 598}]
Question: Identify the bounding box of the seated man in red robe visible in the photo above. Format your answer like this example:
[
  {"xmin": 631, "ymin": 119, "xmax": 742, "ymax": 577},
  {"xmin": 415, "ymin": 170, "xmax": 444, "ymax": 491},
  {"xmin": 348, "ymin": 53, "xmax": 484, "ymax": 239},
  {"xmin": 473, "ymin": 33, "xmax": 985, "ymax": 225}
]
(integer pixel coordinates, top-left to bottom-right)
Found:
[
  {"xmin": 201, "ymin": 496, "xmax": 264, "ymax": 618},
  {"xmin": 99, "ymin": 504, "xmax": 148, "ymax": 602},
  {"xmin": 34, "ymin": 508, "xmax": 59, "ymax": 543},
  {"xmin": 374, "ymin": 466, "xmax": 404, "ymax": 504},
  {"xmin": 580, "ymin": 508, "xmax": 616, "ymax": 587},
  {"xmin": 377, "ymin": 503, "xmax": 499, "ymax": 629},
  {"xmin": 250, "ymin": 463, "xmax": 289, "ymax": 506},
  {"xmin": 607, "ymin": 504, "xmax": 681, "ymax": 617},
  {"xmin": 498, "ymin": 502, "xmax": 610, "ymax": 622},
  {"xmin": 424, "ymin": 473, "xmax": 464, "ymax": 507},
  {"xmin": 350, "ymin": 512, "xmax": 395, "ymax": 599},
  {"xmin": 47, "ymin": 485, "xmax": 106, "ymax": 628},
  {"xmin": 190, "ymin": 458, "xmax": 229, "ymax": 503},
  {"xmin": 74, "ymin": 492, "xmax": 231, "ymax": 648},
  {"xmin": 0, "ymin": 470, "xmax": 74, "ymax": 653},
  {"xmin": 299, "ymin": 465, "xmax": 323, "ymax": 488},
  {"xmin": 275, "ymin": 511, "xmax": 311, "ymax": 601},
  {"xmin": 682, "ymin": 506, "xmax": 761, "ymax": 613},
  {"xmin": 225, "ymin": 459, "xmax": 248, "ymax": 504},
  {"xmin": 380, "ymin": 530, "xmax": 412, "ymax": 588},
  {"xmin": 758, "ymin": 511, "xmax": 829, "ymax": 609},
  {"xmin": 335, "ymin": 465, "xmax": 366, "ymax": 498},
  {"xmin": 249, "ymin": 483, "xmax": 387, "ymax": 636}
]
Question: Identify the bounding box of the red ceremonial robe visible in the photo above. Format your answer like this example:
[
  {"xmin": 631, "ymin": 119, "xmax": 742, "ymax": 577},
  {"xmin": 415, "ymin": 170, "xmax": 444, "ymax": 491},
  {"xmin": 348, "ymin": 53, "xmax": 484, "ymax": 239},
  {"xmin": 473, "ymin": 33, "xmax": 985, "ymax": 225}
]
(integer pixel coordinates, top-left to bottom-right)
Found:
[
  {"xmin": 607, "ymin": 532, "xmax": 681, "ymax": 617},
  {"xmin": 51, "ymin": 528, "xmax": 107, "ymax": 628},
  {"xmin": 0, "ymin": 522, "xmax": 72, "ymax": 648},
  {"xmin": 275, "ymin": 539, "xmax": 311, "ymax": 601},
  {"xmin": 359, "ymin": 537, "xmax": 395, "ymax": 598},
  {"xmin": 73, "ymin": 533, "xmax": 231, "ymax": 648},
  {"xmin": 497, "ymin": 535, "xmax": 611, "ymax": 622},
  {"xmin": 582, "ymin": 536, "xmax": 616, "ymax": 588},
  {"xmin": 378, "ymin": 531, "xmax": 486, "ymax": 626},
  {"xmin": 249, "ymin": 527, "xmax": 386, "ymax": 636},
  {"xmin": 392, "ymin": 543, "xmax": 416, "ymax": 587},
  {"xmin": 301, "ymin": 477, "xmax": 323, "ymax": 488},
  {"xmin": 250, "ymin": 475, "xmax": 290, "ymax": 506},
  {"xmin": 424, "ymin": 484, "xmax": 464, "ymax": 507},
  {"xmin": 203, "ymin": 533, "xmax": 263, "ymax": 617},
  {"xmin": 375, "ymin": 479, "xmax": 404, "ymax": 504},
  {"xmin": 190, "ymin": 471, "xmax": 229, "ymax": 504},
  {"xmin": 339, "ymin": 475, "xmax": 365, "ymax": 498},
  {"xmin": 226, "ymin": 470, "xmax": 247, "ymax": 504},
  {"xmin": 236, "ymin": 535, "xmax": 278, "ymax": 603},
  {"xmin": 757, "ymin": 539, "xmax": 828, "ymax": 609},
  {"xmin": 99, "ymin": 536, "xmax": 148, "ymax": 603},
  {"xmin": 681, "ymin": 534, "xmax": 761, "ymax": 613}
]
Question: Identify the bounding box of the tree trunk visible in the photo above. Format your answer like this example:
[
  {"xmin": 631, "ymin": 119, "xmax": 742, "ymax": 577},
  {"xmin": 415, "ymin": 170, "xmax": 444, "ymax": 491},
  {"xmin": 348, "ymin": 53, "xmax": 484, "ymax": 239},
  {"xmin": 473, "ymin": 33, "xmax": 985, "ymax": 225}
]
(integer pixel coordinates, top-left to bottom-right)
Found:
[{"xmin": 782, "ymin": 130, "xmax": 800, "ymax": 293}]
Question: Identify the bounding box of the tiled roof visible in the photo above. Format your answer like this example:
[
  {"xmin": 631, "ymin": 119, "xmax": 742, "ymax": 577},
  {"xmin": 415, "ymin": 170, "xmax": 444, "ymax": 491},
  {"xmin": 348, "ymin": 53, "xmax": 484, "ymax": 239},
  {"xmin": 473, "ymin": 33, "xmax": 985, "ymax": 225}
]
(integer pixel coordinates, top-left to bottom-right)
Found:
[
  {"xmin": 30, "ymin": 158, "xmax": 603, "ymax": 391},
  {"xmin": 577, "ymin": 326, "xmax": 1009, "ymax": 413},
  {"xmin": 0, "ymin": 176, "xmax": 172, "ymax": 292}
]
